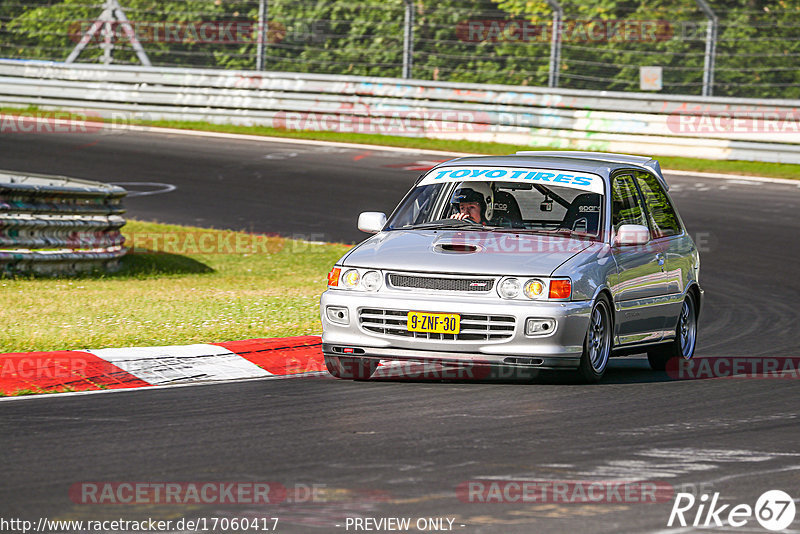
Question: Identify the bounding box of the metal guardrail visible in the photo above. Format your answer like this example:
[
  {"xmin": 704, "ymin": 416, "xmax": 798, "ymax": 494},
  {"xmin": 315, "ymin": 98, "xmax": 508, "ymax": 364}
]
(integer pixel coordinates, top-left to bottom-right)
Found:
[
  {"xmin": 0, "ymin": 60, "xmax": 799, "ymax": 164},
  {"xmin": 0, "ymin": 170, "xmax": 127, "ymax": 275}
]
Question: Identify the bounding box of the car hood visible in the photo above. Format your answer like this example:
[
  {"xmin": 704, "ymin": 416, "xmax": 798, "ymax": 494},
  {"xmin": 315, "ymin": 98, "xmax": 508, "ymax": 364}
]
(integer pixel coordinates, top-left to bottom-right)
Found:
[{"xmin": 341, "ymin": 230, "xmax": 595, "ymax": 276}]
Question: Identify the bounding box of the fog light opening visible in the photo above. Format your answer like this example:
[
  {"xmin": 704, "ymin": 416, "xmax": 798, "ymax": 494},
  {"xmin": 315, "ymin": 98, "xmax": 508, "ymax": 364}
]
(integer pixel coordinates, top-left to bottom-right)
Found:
[
  {"xmin": 526, "ymin": 318, "xmax": 556, "ymax": 336},
  {"xmin": 326, "ymin": 306, "xmax": 350, "ymax": 325}
]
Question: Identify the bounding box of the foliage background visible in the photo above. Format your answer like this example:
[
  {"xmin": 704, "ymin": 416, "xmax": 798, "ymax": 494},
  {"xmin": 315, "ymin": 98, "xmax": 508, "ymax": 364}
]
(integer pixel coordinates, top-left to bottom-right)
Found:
[{"xmin": 1, "ymin": 0, "xmax": 798, "ymax": 98}]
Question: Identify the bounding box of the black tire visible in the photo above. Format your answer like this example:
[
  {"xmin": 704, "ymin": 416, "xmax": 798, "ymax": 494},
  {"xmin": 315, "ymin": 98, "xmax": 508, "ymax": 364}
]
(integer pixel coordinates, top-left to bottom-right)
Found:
[
  {"xmin": 647, "ymin": 291, "xmax": 698, "ymax": 371},
  {"xmin": 324, "ymin": 355, "xmax": 377, "ymax": 380},
  {"xmin": 577, "ymin": 295, "xmax": 613, "ymax": 383}
]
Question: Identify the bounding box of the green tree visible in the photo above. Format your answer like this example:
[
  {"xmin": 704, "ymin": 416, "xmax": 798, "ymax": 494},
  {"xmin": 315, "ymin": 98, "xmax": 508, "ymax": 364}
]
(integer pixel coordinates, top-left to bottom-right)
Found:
[{"xmin": 491, "ymin": 0, "xmax": 800, "ymax": 97}]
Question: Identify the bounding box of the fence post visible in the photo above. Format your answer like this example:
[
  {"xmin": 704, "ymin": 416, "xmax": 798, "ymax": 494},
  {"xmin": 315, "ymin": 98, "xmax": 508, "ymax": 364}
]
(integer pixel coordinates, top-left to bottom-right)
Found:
[
  {"xmin": 402, "ymin": 0, "xmax": 414, "ymax": 79},
  {"xmin": 66, "ymin": 0, "xmax": 151, "ymax": 66},
  {"xmin": 695, "ymin": 0, "xmax": 718, "ymax": 97},
  {"xmin": 256, "ymin": 0, "xmax": 268, "ymax": 71},
  {"xmin": 546, "ymin": 0, "xmax": 563, "ymax": 88}
]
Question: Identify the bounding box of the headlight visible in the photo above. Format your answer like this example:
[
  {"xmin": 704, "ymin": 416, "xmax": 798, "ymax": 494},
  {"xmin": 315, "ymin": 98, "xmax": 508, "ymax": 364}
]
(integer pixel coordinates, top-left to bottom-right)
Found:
[
  {"xmin": 498, "ymin": 277, "xmax": 521, "ymax": 299},
  {"xmin": 361, "ymin": 270, "xmax": 381, "ymax": 291},
  {"xmin": 342, "ymin": 269, "xmax": 360, "ymax": 289},
  {"xmin": 523, "ymin": 279, "xmax": 545, "ymax": 299}
]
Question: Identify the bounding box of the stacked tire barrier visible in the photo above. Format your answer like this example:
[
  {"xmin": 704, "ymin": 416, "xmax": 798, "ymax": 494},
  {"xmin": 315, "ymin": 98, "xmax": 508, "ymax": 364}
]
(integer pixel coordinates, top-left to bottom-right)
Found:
[
  {"xmin": 0, "ymin": 59, "xmax": 799, "ymax": 164},
  {"xmin": 0, "ymin": 170, "xmax": 127, "ymax": 275}
]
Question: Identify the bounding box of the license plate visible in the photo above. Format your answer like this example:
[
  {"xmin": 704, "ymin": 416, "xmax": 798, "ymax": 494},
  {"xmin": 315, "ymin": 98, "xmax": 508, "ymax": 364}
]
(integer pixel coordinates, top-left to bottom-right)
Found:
[{"xmin": 407, "ymin": 311, "xmax": 460, "ymax": 334}]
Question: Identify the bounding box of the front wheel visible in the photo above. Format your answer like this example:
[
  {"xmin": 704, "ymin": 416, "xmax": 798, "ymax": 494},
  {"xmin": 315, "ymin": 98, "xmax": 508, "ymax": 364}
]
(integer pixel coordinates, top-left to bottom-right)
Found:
[
  {"xmin": 647, "ymin": 292, "xmax": 698, "ymax": 371},
  {"xmin": 325, "ymin": 355, "xmax": 378, "ymax": 380},
  {"xmin": 577, "ymin": 296, "xmax": 613, "ymax": 383}
]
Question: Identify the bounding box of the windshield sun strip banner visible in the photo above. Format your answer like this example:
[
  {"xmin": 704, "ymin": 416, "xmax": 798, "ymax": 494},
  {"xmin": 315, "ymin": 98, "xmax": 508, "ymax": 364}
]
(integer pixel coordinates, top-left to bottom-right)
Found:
[{"xmin": 419, "ymin": 166, "xmax": 604, "ymax": 195}]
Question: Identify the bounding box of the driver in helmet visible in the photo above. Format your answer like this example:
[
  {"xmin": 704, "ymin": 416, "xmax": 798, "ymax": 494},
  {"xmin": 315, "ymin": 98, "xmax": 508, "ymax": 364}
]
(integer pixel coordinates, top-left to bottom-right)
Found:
[{"xmin": 449, "ymin": 182, "xmax": 494, "ymax": 224}]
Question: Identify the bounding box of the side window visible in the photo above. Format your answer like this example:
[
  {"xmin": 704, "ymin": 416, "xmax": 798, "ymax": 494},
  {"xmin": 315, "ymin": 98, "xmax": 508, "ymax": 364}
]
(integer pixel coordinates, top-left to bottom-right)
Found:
[
  {"xmin": 635, "ymin": 172, "xmax": 682, "ymax": 238},
  {"xmin": 611, "ymin": 173, "xmax": 647, "ymax": 232},
  {"xmin": 386, "ymin": 184, "xmax": 441, "ymax": 228}
]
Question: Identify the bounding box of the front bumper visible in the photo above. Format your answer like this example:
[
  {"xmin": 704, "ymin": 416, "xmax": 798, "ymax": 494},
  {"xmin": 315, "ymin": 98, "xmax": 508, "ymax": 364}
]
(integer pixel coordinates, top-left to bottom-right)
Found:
[{"xmin": 320, "ymin": 289, "xmax": 592, "ymax": 370}]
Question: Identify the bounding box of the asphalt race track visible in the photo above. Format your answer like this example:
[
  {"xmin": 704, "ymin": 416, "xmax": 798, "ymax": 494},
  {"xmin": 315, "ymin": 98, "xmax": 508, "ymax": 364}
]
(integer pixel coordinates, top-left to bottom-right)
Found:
[{"xmin": 1, "ymin": 128, "xmax": 799, "ymax": 533}]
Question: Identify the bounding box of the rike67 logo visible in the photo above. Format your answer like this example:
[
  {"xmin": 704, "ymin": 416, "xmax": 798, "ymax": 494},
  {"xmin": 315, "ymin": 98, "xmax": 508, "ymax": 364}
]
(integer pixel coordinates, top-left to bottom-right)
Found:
[{"xmin": 668, "ymin": 490, "xmax": 796, "ymax": 531}]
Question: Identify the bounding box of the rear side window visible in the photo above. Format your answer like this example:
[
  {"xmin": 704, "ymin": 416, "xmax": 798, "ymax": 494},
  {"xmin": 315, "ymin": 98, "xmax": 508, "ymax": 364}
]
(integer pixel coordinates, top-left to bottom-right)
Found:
[
  {"xmin": 611, "ymin": 173, "xmax": 647, "ymax": 231},
  {"xmin": 635, "ymin": 172, "xmax": 682, "ymax": 238}
]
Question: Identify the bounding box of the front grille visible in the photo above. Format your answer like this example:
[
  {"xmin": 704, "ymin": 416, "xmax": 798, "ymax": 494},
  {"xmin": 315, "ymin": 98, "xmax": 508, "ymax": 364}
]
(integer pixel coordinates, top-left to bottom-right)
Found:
[
  {"xmin": 388, "ymin": 274, "xmax": 494, "ymax": 292},
  {"xmin": 359, "ymin": 308, "xmax": 515, "ymax": 341}
]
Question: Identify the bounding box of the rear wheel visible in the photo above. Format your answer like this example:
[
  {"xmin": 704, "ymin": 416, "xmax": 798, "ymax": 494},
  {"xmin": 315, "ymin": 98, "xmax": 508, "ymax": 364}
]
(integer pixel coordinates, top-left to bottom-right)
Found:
[
  {"xmin": 577, "ymin": 295, "xmax": 613, "ymax": 383},
  {"xmin": 647, "ymin": 292, "xmax": 698, "ymax": 371},
  {"xmin": 324, "ymin": 355, "xmax": 377, "ymax": 380}
]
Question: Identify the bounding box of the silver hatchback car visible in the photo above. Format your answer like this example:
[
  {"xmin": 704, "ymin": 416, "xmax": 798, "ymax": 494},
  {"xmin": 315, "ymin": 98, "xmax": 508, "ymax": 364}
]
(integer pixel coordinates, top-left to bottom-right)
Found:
[{"xmin": 320, "ymin": 152, "xmax": 702, "ymax": 382}]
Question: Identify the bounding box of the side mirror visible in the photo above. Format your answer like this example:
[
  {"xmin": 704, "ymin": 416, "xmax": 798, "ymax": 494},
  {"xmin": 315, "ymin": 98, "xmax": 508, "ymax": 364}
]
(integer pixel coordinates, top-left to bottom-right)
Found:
[
  {"xmin": 614, "ymin": 224, "xmax": 650, "ymax": 246},
  {"xmin": 358, "ymin": 212, "xmax": 387, "ymax": 234}
]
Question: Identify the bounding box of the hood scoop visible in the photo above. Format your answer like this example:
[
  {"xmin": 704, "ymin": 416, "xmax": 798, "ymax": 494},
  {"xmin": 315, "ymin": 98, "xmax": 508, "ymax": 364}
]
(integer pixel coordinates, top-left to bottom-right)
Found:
[{"xmin": 435, "ymin": 242, "xmax": 480, "ymax": 253}]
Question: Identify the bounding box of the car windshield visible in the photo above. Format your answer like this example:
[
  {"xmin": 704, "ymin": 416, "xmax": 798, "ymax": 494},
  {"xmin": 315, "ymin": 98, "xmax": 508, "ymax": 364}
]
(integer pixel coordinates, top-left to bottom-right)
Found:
[{"xmin": 385, "ymin": 166, "xmax": 605, "ymax": 240}]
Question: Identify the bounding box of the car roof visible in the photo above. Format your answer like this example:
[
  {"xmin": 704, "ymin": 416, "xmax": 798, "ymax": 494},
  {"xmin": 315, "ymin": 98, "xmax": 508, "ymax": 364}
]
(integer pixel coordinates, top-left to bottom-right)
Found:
[{"xmin": 432, "ymin": 151, "xmax": 669, "ymax": 191}]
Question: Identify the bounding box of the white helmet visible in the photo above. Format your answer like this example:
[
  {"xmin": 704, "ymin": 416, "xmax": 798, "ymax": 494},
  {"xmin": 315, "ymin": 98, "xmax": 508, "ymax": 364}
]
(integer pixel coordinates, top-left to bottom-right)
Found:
[{"xmin": 450, "ymin": 181, "xmax": 494, "ymax": 222}]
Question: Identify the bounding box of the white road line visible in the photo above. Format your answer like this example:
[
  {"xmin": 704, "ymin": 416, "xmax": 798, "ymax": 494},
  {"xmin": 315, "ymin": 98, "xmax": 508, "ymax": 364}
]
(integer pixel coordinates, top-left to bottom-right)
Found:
[
  {"xmin": 9, "ymin": 115, "xmax": 797, "ymax": 184},
  {"xmin": 115, "ymin": 124, "xmax": 800, "ymax": 185},
  {"xmin": 665, "ymin": 169, "xmax": 800, "ymax": 187},
  {"xmin": 119, "ymin": 123, "xmax": 473, "ymax": 157}
]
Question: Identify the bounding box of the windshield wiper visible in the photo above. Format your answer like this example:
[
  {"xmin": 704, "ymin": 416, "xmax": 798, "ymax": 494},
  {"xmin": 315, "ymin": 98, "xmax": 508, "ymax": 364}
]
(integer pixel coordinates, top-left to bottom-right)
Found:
[
  {"xmin": 401, "ymin": 219, "xmax": 489, "ymax": 230},
  {"xmin": 490, "ymin": 227, "xmax": 599, "ymax": 240},
  {"xmin": 490, "ymin": 227, "xmax": 551, "ymax": 234},
  {"xmin": 549, "ymin": 228, "xmax": 599, "ymax": 239}
]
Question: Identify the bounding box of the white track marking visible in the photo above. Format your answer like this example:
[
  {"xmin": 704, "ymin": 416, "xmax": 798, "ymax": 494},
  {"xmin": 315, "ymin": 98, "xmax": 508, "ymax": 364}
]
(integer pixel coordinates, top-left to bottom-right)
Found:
[
  {"xmin": 574, "ymin": 448, "xmax": 794, "ymax": 480},
  {"xmin": 87, "ymin": 344, "xmax": 273, "ymax": 385},
  {"xmin": 108, "ymin": 181, "xmax": 176, "ymax": 197}
]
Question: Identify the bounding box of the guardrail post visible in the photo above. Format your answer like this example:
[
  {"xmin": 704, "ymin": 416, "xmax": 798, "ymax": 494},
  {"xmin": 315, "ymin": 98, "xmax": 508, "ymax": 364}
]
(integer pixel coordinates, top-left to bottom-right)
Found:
[
  {"xmin": 256, "ymin": 0, "xmax": 268, "ymax": 71},
  {"xmin": 546, "ymin": 0, "xmax": 563, "ymax": 88},
  {"xmin": 402, "ymin": 0, "xmax": 414, "ymax": 79},
  {"xmin": 695, "ymin": 0, "xmax": 718, "ymax": 97}
]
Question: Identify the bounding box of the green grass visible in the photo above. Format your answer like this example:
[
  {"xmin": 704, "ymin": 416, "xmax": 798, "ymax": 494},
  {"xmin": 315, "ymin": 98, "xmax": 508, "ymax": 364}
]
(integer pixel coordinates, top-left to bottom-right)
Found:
[
  {"xmin": 3, "ymin": 106, "xmax": 799, "ymax": 180},
  {"xmin": 1, "ymin": 386, "xmax": 78, "ymax": 396},
  {"xmin": 0, "ymin": 220, "xmax": 350, "ymax": 353}
]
